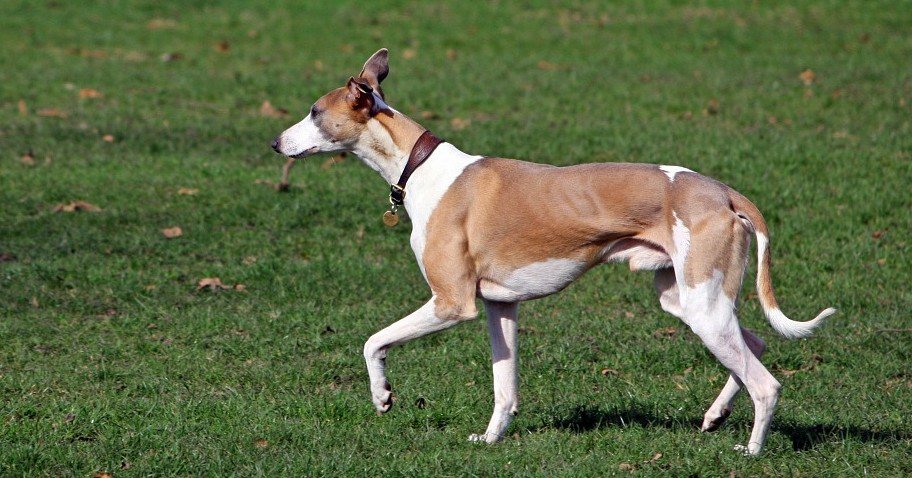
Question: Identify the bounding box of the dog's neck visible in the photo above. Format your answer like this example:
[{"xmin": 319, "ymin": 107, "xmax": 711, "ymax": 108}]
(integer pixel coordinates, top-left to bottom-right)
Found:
[{"xmin": 351, "ymin": 109, "xmax": 428, "ymax": 185}]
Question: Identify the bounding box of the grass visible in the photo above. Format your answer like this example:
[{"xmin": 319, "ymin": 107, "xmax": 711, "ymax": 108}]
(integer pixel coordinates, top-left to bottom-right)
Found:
[{"xmin": 1, "ymin": 0, "xmax": 910, "ymax": 475}]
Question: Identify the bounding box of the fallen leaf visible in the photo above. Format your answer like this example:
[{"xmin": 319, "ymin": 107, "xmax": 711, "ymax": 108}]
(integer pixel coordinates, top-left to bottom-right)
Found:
[
  {"xmin": 624, "ymin": 311, "xmax": 635, "ymax": 318},
  {"xmin": 78, "ymin": 88, "xmax": 103, "ymax": 99},
  {"xmin": 859, "ymin": 32, "xmax": 871, "ymax": 44},
  {"xmin": 242, "ymin": 255, "xmax": 258, "ymax": 265},
  {"xmin": 234, "ymin": 283, "xmax": 246, "ymax": 291},
  {"xmin": 652, "ymin": 326, "xmax": 678, "ymax": 338},
  {"xmin": 197, "ymin": 277, "xmax": 231, "ymax": 291},
  {"xmin": 215, "ymin": 40, "xmax": 230, "ymax": 52},
  {"xmin": 645, "ymin": 452, "xmax": 662, "ymax": 463},
  {"xmin": 177, "ymin": 187, "xmax": 199, "ymax": 195},
  {"xmin": 64, "ymin": 413, "xmax": 76, "ymax": 423},
  {"xmin": 402, "ymin": 48, "xmax": 417, "ymax": 60},
  {"xmin": 18, "ymin": 99, "xmax": 27, "ymax": 116},
  {"xmin": 120, "ymin": 461, "xmax": 131, "ymax": 470},
  {"xmin": 254, "ymin": 438, "xmax": 269, "ymax": 448},
  {"xmin": 0, "ymin": 253, "xmax": 16, "ymax": 263},
  {"xmin": 20, "ymin": 150, "xmax": 35, "ymax": 166},
  {"xmin": 102, "ymin": 134, "xmax": 115, "ymax": 143},
  {"xmin": 537, "ymin": 60, "xmax": 558, "ymax": 71},
  {"xmin": 619, "ymin": 463, "xmax": 635, "ymax": 471},
  {"xmin": 147, "ymin": 18, "xmax": 178, "ymax": 30},
  {"xmin": 259, "ymin": 100, "xmax": 288, "ymax": 118},
  {"xmin": 799, "ymin": 69, "xmax": 816, "ymax": 85},
  {"xmin": 450, "ymin": 117, "xmax": 471, "ymax": 130},
  {"xmin": 161, "ymin": 226, "xmax": 183, "ymax": 238},
  {"xmin": 160, "ymin": 52, "xmax": 184, "ymax": 62},
  {"xmin": 706, "ymin": 98, "xmax": 720, "ymax": 115},
  {"xmin": 30, "ymin": 296, "xmax": 40, "ymax": 307},
  {"xmin": 91, "ymin": 472, "xmax": 111, "ymax": 478},
  {"xmin": 871, "ymin": 230, "xmax": 885, "ymax": 240},
  {"xmin": 37, "ymin": 108, "xmax": 67, "ymax": 118},
  {"xmin": 53, "ymin": 200, "xmax": 102, "ymax": 213},
  {"xmin": 313, "ymin": 60, "xmax": 324, "ymax": 71},
  {"xmin": 600, "ymin": 368, "xmax": 619, "ymax": 376},
  {"xmin": 446, "ymin": 49, "xmax": 458, "ymax": 60},
  {"xmin": 876, "ymin": 258, "xmax": 886, "ymax": 265},
  {"xmin": 420, "ymin": 110, "xmax": 441, "ymax": 120}
]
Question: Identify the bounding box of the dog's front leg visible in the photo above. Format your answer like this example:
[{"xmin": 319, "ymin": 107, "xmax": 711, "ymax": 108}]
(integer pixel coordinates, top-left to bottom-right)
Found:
[
  {"xmin": 469, "ymin": 300, "xmax": 520, "ymax": 444},
  {"xmin": 363, "ymin": 298, "xmax": 464, "ymax": 414}
]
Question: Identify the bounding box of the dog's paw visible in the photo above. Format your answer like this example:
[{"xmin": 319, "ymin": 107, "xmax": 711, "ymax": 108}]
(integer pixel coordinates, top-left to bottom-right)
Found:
[
  {"xmin": 701, "ymin": 408, "xmax": 732, "ymax": 432},
  {"xmin": 733, "ymin": 443, "xmax": 762, "ymax": 456},
  {"xmin": 467, "ymin": 433, "xmax": 502, "ymax": 444},
  {"xmin": 371, "ymin": 382, "xmax": 393, "ymax": 414}
]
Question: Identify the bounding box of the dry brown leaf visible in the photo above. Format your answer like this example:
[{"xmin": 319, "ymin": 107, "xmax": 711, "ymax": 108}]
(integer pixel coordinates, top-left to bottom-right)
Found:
[
  {"xmin": 92, "ymin": 472, "xmax": 112, "ymax": 478},
  {"xmin": 160, "ymin": 52, "xmax": 184, "ymax": 62},
  {"xmin": 234, "ymin": 284, "xmax": 247, "ymax": 291},
  {"xmin": 450, "ymin": 117, "xmax": 471, "ymax": 130},
  {"xmin": 78, "ymin": 88, "xmax": 103, "ymax": 99},
  {"xmin": 30, "ymin": 296, "xmax": 40, "ymax": 307},
  {"xmin": 18, "ymin": 99, "xmax": 28, "ymax": 116},
  {"xmin": 147, "ymin": 18, "xmax": 178, "ymax": 30},
  {"xmin": 53, "ymin": 200, "xmax": 102, "ymax": 213},
  {"xmin": 0, "ymin": 252, "xmax": 16, "ymax": 263},
  {"xmin": 254, "ymin": 438, "xmax": 269, "ymax": 448},
  {"xmin": 37, "ymin": 108, "xmax": 67, "ymax": 118},
  {"xmin": 600, "ymin": 368, "xmax": 619, "ymax": 376},
  {"xmin": 402, "ymin": 48, "xmax": 417, "ymax": 60},
  {"xmin": 313, "ymin": 60, "xmax": 324, "ymax": 71},
  {"xmin": 646, "ymin": 452, "xmax": 663, "ymax": 463},
  {"xmin": 652, "ymin": 326, "xmax": 678, "ymax": 338},
  {"xmin": 197, "ymin": 277, "xmax": 231, "ymax": 291},
  {"xmin": 537, "ymin": 60, "xmax": 558, "ymax": 71},
  {"xmin": 215, "ymin": 40, "xmax": 230, "ymax": 52},
  {"xmin": 242, "ymin": 255, "xmax": 258, "ymax": 265},
  {"xmin": 706, "ymin": 98, "xmax": 720, "ymax": 115},
  {"xmin": 161, "ymin": 226, "xmax": 183, "ymax": 238},
  {"xmin": 799, "ymin": 69, "xmax": 816, "ymax": 85},
  {"xmin": 20, "ymin": 150, "xmax": 35, "ymax": 166},
  {"xmin": 446, "ymin": 49, "xmax": 458, "ymax": 60},
  {"xmin": 102, "ymin": 134, "xmax": 115, "ymax": 143},
  {"xmin": 619, "ymin": 463, "xmax": 635, "ymax": 471},
  {"xmin": 871, "ymin": 230, "xmax": 885, "ymax": 240},
  {"xmin": 177, "ymin": 187, "xmax": 199, "ymax": 195},
  {"xmin": 259, "ymin": 100, "xmax": 288, "ymax": 118},
  {"xmin": 420, "ymin": 110, "xmax": 441, "ymax": 120}
]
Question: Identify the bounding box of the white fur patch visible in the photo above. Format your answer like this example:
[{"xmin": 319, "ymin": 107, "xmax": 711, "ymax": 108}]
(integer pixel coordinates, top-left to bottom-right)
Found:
[
  {"xmin": 660, "ymin": 165, "xmax": 693, "ymax": 181},
  {"xmin": 277, "ymin": 114, "xmax": 335, "ymax": 157},
  {"xmin": 404, "ymin": 143, "xmax": 482, "ymax": 277},
  {"xmin": 479, "ymin": 258, "xmax": 588, "ymax": 302}
]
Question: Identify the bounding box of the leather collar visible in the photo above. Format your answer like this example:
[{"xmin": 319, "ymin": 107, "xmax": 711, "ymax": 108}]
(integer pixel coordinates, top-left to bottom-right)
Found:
[{"xmin": 389, "ymin": 130, "xmax": 444, "ymax": 206}]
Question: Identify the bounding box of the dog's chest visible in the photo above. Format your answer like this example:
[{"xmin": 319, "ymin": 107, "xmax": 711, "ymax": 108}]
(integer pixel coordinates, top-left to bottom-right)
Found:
[{"xmin": 404, "ymin": 144, "xmax": 482, "ymax": 277}]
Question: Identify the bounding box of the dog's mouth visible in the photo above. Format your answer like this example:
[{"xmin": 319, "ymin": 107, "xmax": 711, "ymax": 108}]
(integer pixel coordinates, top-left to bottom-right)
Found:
[{"xmin": 289, "ymin": 146, "xmax": 319, "ymax": 159}]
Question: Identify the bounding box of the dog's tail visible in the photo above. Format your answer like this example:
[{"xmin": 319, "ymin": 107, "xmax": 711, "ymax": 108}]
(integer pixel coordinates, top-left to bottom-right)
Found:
[{"xmin": 728, "ymin": 190, "xmax": 836, "ymax": 339}]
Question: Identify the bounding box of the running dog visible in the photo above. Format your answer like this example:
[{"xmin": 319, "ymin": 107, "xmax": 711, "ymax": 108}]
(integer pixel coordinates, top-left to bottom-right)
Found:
[{"xmin": 271, "ymin": 48, "xmax": 835, "ymax": 455}]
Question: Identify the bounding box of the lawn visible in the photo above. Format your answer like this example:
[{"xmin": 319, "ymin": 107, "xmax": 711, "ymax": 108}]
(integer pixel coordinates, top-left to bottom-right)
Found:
[{"xmin": 1, "ymin": 0, "xmax": 910, "ymax": 476}]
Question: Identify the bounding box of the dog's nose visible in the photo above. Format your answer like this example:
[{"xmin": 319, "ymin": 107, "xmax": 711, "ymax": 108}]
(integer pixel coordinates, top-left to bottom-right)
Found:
[{"xmin": 271, "ymin": 137, "xmax": 281, "ymax": 153}]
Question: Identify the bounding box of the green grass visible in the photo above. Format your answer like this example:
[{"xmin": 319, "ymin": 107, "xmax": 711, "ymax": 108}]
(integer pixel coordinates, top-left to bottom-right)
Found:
[{"xmin": 1, "ymin": 0, "xmax": 910, "ymax": 475}]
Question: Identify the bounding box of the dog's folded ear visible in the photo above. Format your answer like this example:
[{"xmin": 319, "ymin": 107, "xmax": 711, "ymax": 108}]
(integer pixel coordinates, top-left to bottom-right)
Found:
[
  {"xmin": 359, "ymin": 48, "xmax": 389, "ymax": 99},
  {"xmin": 346, "ymin": 76, "xmax": 392, "ymax": 117}
]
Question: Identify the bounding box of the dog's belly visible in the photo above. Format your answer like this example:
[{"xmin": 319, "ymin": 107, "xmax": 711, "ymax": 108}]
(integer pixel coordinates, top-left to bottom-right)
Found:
[{"xmin": 477, "ymin": 258, "xmax": 589, "ymax": 302}]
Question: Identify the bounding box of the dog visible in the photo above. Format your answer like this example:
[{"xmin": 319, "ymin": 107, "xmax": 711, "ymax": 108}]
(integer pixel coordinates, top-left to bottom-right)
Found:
[{"xmin": 271, "ymin": 48, "xmax": 835, "ymax": 455}]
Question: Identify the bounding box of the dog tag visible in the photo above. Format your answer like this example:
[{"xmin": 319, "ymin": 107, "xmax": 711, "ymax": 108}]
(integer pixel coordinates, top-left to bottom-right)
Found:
[{"xmin": 382, "ymin": 210, "xmax": 399, "ymax": 227}]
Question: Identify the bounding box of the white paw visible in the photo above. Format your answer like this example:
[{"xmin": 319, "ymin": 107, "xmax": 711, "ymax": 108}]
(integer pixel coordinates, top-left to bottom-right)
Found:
[
  {"xmin": 467, "ymin": 433, "xmax": 487, "ymax": 443},
  {"xmin": 733, "ymin": 443, "xmax": 761, "ymax": 456},
  {"xmin": 370, "ymin": 382, "xmax": 393, "ymax": 414},
  {"xmin": 467, "ymin": 433, "xmax": 501, "ymax": 444}
]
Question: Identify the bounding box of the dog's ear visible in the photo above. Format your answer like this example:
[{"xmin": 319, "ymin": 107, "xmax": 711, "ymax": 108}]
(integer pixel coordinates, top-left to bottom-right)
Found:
[
  {"xmin": 358, "ymin": 48, "xmax": 389, "ymax": 99},
  {"xmin": 346, "ymin": 76, "xmax": 391, "ymax": 117}
]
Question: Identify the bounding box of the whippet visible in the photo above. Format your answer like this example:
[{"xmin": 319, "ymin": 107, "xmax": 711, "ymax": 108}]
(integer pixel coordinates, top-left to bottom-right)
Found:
[{"xmin": 271, "ymin": 48, "xmax": 835, "ymax": 455}]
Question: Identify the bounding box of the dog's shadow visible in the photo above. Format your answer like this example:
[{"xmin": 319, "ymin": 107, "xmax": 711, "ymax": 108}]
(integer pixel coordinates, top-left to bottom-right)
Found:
[{"xmin": 528, "ymin": 404, "xmax": 910, "ymax": 451}]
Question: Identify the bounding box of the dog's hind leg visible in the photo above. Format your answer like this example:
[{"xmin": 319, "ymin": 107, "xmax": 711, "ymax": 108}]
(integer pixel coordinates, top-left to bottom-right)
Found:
[
  {"xmin": 701, "ymin": 328, "xmax": 766, "ymax": 432},
  {"xmin": 363, "ymin": 298, "xmax": 470, "ymax": 414},
  {"xmin": 469, "ymin": 300, "xmax": 520, "ymax": 444}
]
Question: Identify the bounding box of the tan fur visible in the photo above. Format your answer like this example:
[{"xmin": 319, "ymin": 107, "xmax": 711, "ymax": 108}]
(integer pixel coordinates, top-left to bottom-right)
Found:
[{"xmin": 423, "ymin": 158, "xmax": 753, "ymax": 318}]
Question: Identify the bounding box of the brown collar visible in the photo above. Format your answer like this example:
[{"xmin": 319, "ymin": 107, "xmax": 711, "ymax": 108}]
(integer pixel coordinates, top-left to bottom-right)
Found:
[{"xmin": 389, "ymin": 130, "xmax": 444, "ymax": 206}]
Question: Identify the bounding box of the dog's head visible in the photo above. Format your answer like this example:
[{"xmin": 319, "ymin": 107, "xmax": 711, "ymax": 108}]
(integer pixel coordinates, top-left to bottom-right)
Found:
[{"xmin": 271, "ymin": 48, "xmax": 392, "ymax": 159}]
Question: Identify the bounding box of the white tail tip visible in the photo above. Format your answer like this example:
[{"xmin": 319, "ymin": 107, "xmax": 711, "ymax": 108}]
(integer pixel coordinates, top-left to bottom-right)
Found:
[{"xmin": 767, "ymin": 307, "xmax": 837, "ymax": 339}]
